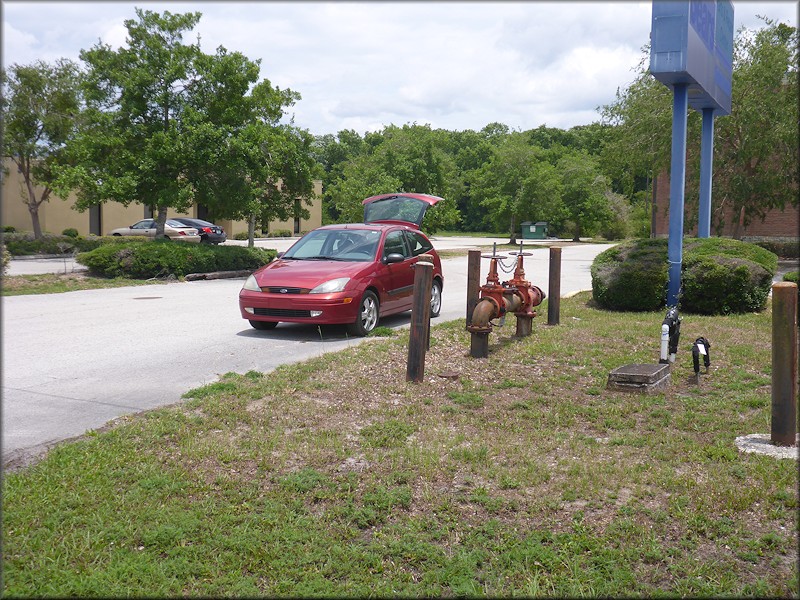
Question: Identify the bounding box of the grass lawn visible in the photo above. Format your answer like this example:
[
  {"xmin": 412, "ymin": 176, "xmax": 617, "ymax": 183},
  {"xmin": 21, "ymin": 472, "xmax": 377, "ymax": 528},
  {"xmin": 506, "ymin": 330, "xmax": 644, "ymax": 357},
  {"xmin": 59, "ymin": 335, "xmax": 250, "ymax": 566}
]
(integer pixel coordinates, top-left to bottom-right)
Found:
[
  {"xmin": 1, "ymin": 272, "xmax": 170, "ymax": 296},
  {"xmin": 2, "ymin": 293, "xmax": 797, "ymax": 597}
]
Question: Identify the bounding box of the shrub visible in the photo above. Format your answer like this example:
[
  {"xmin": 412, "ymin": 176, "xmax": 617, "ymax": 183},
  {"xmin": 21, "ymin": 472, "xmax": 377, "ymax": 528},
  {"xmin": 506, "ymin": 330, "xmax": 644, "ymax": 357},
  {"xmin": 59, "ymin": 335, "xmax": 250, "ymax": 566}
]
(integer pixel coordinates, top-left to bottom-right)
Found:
[
  {"xmin": 3, "ymin": 225, "xmax": 17, "ymax": 233},
  {"xmin": 62, "ymin": 228, "xmax": 79, "ymax": 238},
  {"xmin": 1, "ymin": 243, "xmax": 9, "ymax": 275},
  {"xmin": 591, "ymin": 239, "xmax": 668, "ymax": 311},
  {"xmin": 783, "ymin": 271, "xmax": 799, "ymax": 284},
  {"xmin": 76, "ymin": 242, "xmax": 276, "ymax": 279},
  {"xmin": 591, "ymin": 237, "xmax": 778, "ymax": 315},
  {"xmin": 748, "ymin": 238, "xmax": 800, "ymax": 259},
  {"xmin": 2, "ymin": 233, "xmax": 150, "ymax": 255},
  {"xmin": 233, "ymin": 232, "xmax": 249, "ymax": 240}
]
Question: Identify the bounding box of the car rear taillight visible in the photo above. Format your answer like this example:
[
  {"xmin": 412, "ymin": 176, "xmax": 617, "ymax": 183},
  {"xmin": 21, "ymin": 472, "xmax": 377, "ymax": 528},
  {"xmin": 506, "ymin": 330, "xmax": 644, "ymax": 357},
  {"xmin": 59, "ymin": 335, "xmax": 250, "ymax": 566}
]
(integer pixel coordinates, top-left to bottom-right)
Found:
[{"xmin": 202, "ymin": 227, "xmax": 211, "ymax": 233}]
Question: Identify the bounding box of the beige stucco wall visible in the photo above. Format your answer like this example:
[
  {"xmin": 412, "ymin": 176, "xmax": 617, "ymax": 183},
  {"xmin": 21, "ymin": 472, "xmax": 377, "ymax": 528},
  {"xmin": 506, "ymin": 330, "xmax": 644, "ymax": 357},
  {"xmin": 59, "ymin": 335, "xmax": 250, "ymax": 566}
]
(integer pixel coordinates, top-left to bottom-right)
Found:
[{"xmin": 1, "ymin": 158, "xmax": 322, "ymax": 237}]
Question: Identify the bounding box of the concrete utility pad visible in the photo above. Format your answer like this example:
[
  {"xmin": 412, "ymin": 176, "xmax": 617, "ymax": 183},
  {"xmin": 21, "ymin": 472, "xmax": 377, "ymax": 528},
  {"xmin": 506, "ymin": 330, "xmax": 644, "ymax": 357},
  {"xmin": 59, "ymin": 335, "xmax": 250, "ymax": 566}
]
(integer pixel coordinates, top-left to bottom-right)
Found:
[{"xmin": 607, "ymin": 363, "xmax": 671, "ymax": 394}]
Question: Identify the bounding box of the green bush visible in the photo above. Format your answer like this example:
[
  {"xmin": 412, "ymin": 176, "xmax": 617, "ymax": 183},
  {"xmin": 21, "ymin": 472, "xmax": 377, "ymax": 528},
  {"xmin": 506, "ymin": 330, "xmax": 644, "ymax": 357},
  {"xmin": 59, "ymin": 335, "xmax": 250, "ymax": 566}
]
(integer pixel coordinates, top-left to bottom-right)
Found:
[
  {"xmin": 784, "ymin": 271, "xmax": 799, "ymax": 283},
  {"xmin": 3, "ymin": 225, "xmax": 17, "ymax": 233},
  {"xmin": 76, "ymin": 241, "xmax": 276, "ymax": 279},
  {"xmin": 61, "ymin": 228, "xmax": 79, "ymax": 238},
  {"xmin": 233, "ymin": 232, "xmax": 249, "ymax": 240},
  {"xmin": 1, "ymin": 243, "xmax": 9, "ymax": 275},
  {"xmin": 591, "ymin": 239, "xmax": 668, "ymax": 311},
  {"xmin": 3, "ymin": 233, "xmax": 150, "ymax": 255},
  {"xmin": 591, "ymin": 237, "xmax": 778, "ymax": 315},
  {"xmin": 748, "ymin": 238, "xmax": 800, "ymax": 259}
]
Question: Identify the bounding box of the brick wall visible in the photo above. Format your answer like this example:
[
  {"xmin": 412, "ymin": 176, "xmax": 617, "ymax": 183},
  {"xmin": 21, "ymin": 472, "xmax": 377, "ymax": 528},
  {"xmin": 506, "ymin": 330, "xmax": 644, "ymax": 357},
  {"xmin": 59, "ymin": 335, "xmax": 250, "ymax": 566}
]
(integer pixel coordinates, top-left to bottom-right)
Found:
[{"xmin": 652, "ymin": 173, "xmax": 799, "ymax": 239}]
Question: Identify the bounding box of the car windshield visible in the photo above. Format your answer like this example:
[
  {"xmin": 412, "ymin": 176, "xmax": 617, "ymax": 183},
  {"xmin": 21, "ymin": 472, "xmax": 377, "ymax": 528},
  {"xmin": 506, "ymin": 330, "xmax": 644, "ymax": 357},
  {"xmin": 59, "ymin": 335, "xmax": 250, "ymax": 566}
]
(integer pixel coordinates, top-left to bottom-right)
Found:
[{"xmin": 283, "ymin": 229, "xmax": 381, "ymax": 262}]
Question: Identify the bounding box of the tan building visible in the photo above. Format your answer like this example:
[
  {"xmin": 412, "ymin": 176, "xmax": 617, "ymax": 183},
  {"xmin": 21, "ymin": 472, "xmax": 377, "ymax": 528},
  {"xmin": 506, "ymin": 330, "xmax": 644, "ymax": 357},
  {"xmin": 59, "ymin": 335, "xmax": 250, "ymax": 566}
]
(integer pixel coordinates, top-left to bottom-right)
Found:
[{"xmin": 1, "ymin": 158, "xmax": 322, "ymax": 238}]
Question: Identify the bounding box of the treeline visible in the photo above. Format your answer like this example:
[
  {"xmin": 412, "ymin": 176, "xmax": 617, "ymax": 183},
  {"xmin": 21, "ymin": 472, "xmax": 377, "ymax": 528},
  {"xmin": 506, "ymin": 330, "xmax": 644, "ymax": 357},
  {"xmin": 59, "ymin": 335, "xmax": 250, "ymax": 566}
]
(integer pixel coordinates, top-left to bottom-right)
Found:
[{"xmin": 312, "ymin": 122, "xmax": 631, "ymax": 240}]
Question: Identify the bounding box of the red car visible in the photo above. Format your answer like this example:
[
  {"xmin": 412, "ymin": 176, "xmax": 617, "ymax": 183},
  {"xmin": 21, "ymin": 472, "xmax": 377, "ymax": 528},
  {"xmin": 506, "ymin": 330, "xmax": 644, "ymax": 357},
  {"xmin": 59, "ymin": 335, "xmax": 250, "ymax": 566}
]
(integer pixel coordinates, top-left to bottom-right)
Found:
[{"xmin": 239, "ymin": 193, "xmax": 444, "ymax": 336}]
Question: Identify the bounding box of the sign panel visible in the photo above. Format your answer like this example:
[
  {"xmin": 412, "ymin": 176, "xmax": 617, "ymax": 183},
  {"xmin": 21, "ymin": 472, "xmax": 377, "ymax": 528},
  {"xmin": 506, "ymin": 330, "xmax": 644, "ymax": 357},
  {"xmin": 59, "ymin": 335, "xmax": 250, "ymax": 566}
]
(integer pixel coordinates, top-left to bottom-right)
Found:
[{"xmin": 650, "ymin": 0, "xmax": 733, "ymax": 115}]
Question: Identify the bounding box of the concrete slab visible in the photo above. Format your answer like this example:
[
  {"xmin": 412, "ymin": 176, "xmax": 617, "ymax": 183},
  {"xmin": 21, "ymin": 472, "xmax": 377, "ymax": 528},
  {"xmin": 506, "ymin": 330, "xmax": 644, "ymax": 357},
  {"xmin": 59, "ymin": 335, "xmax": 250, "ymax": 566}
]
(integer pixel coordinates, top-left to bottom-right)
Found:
[{"xmin": 607, "ymin": 363, "xmax": 671, "ymax": 394}]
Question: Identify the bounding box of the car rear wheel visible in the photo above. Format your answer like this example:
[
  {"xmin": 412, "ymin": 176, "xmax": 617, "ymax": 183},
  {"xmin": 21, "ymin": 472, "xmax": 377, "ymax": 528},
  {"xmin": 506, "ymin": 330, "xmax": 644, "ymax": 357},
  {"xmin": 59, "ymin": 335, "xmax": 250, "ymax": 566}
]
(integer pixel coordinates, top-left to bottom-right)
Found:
[
  {"xmin": 249, "ymin": 320, "xmax": 278, "ymax": 330},
  {"xmin": 348, "ymin": 291, "xmax": 379, "ymax": 336},
  {"xmin": 430, "ymin": 279, "xmax": 442, "ymax": 318}
]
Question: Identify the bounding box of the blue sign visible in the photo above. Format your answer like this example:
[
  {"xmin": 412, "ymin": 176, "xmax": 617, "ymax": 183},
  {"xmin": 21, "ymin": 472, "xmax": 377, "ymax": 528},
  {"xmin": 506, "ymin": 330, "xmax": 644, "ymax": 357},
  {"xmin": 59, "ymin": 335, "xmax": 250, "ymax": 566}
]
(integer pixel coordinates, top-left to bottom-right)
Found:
[{"xmin": 650, "ymin": 0, "xmax": 733, "ymax": 115}]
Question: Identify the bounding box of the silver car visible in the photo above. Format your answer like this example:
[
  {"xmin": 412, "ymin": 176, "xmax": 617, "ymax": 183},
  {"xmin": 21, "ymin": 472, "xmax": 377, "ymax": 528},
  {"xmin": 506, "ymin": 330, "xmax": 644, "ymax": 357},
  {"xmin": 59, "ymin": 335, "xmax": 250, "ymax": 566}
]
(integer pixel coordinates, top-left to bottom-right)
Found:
[{"xmin": 110, "ymin": 219, "xmax": 201, "ymax": 242}]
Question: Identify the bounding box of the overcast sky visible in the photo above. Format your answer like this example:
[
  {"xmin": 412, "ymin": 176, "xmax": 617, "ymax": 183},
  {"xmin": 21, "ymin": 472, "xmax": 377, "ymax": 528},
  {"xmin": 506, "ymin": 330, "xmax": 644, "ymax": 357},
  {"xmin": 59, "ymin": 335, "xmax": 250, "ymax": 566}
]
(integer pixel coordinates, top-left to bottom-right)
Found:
[{"xmin": 2, "ymin": 1, "xmax": 797, "ymax": 136}]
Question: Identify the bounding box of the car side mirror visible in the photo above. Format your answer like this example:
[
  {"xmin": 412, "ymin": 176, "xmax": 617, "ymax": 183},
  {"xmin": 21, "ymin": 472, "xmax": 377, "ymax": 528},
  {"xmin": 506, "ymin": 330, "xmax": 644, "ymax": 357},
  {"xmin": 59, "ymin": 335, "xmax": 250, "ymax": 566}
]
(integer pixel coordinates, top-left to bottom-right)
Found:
[
  {"xmin": 383, "ymin": 253, "xmax": 405, "ymax": 264},
  {"xmin": 276, "ymin": 252, "xmax": 284, "ymax": 258}
]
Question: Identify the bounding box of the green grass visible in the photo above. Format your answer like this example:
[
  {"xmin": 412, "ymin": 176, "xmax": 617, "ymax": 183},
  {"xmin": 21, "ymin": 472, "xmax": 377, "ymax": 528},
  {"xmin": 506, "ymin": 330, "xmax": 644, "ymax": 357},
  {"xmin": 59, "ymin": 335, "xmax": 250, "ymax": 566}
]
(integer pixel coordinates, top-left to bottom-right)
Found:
[
  {"xmin": 1, "ymin": 273, "xmax": 167, "ymax": 295},
  {"xmin": 3, "ymin": 293, "xmax": 797, "ymax": 597}
]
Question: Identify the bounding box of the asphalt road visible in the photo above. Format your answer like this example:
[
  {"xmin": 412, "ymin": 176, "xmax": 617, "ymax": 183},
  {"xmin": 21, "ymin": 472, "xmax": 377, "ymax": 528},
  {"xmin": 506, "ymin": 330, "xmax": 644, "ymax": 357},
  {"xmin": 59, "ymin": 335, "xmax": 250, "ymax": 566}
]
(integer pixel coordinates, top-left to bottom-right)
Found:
[{"xmin": 2, "ymin": 238, "xmax": 611, "ymax": 468}]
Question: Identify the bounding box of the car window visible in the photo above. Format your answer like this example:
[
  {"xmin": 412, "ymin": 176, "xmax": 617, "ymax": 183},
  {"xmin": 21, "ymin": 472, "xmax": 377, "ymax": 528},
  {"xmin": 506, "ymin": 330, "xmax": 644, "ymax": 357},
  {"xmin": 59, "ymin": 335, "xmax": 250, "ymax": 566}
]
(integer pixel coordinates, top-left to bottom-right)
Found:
[
  {"xmin": 283, "ymin": 229, "xmax": 379, "ymax": 262},
  {"xmin": 132, "ymin": 220, "xmax": 154, "ymax": 230},
  {"xmin": 167, "ymin": 219, "xmax": 188, "ymax": 227},
  {"xmin": 383, "ymin": 231, "xmax": 409, "ymax": 259},
  {"xmin": 404, "ymin": 231, "xmax": 433, "ymax": 256}
]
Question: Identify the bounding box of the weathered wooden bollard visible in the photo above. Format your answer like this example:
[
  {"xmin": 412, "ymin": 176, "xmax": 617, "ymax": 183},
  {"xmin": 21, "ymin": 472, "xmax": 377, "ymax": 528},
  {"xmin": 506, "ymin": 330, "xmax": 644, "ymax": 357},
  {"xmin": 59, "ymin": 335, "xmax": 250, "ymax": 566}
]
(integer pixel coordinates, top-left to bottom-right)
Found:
[
  {"xmin": 771, "ymin": 282, "xmax": 798, "ymax": 446},
  {"xmin": 548, "ymin": 246, "xmax": 562, "ymax": 326},
  {"xmin": 406, "ymin": 256, "xmax": 433, "ymax": 383},
  {"xmin": 466, "ymin": 249, "xmax": 481, "ymax": 328}
]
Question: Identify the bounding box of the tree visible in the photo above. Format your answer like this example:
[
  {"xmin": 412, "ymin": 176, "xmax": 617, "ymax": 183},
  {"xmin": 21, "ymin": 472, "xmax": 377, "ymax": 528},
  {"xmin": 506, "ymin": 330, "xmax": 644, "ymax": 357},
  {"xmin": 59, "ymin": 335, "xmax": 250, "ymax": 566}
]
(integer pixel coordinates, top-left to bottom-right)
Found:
[
  {"xmin": 712, "ymin": 20, "xmax": 799, "ymax": 237},
  {"xmin": 324, "ymin": 124, "xmax": 461, "ymax": 233},
  {"xmin": 600, "ymin": 20, "xmax": 799, "ymax": 239},
  {"xmin": 469, "ymin": 133, "xmax": 564, "ymax": 240},
  {"xmin": 557, "ymin": 152, "xmax": 613, "ymax": 241},
  {"xmin": 1, "ymin": 59, "xmax": 81, "ymax": 238},
  {"xmin": 54, "ymin": 9, "xmax": 305, "ymax": 243}
]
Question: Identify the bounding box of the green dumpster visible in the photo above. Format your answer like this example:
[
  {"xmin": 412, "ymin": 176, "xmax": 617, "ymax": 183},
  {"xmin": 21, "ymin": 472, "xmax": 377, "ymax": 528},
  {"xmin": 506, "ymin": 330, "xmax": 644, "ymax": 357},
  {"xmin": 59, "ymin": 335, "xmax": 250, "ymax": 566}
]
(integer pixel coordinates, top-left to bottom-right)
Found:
[{"xmin": 521, "ymin": 221, "xmax": 548, "ymax": 240}]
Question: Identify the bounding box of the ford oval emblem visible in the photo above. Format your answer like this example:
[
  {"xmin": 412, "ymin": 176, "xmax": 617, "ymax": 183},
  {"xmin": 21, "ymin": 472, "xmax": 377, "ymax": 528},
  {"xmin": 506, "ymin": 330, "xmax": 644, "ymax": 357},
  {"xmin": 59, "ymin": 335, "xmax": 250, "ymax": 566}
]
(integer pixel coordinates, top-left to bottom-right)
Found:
[{"xmin": 280, "ymin": 288, "xmax": 288, "ymax": 294}]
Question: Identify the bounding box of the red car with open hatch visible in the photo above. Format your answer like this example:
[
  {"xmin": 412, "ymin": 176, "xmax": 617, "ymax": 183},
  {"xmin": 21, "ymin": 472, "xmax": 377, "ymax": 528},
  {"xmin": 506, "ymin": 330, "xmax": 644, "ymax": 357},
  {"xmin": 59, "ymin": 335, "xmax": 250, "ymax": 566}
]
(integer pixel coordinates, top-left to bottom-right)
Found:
[{"xmin": 239, "ymin": 193, "xmax": 444, "ymax": 336}]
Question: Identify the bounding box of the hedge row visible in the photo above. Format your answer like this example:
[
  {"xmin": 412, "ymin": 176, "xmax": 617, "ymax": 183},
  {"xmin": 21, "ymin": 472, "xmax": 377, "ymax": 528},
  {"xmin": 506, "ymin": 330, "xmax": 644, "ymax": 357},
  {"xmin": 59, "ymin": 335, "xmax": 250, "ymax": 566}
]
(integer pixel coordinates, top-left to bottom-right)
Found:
[
  {"xmin": 2, "ymin": 233, "xmax": 148, "ymax": 256},
  {"xmin": 77, "ymin": 241, "xmax": 276, "ymax": 279},
  {"xmin": 591, "ymin": 237, "xmax": 778, "ymax": 315}
]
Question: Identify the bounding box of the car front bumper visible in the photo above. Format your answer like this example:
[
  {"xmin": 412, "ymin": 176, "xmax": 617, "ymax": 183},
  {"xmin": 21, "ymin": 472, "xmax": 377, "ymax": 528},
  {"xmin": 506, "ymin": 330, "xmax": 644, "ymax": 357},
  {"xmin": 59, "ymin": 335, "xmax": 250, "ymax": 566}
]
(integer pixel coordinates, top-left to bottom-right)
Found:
[{"xmin": 239, "ymin": 289, "xmax": 361, "ymax": 325}]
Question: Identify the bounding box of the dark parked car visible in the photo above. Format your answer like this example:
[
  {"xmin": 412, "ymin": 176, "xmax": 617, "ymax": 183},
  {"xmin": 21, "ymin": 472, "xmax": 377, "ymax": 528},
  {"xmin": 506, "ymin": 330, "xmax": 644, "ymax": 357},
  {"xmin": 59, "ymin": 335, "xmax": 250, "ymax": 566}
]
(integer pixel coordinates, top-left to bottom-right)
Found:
[
  {"xmin": 171, "ymin": 218, "xmax": 227, "ymax": 244},
  {"xmin": 239, "ymin": 193, "xmax": 444, "ymax": 336}
]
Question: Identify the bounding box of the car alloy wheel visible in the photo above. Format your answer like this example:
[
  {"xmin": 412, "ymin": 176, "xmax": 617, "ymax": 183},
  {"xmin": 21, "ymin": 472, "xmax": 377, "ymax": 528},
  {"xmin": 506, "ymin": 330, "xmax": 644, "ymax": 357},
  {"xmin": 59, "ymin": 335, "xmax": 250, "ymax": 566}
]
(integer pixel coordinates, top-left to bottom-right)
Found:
[
  {"xmin": 430, "ymin": 280, "xmax": 442, "ymax": 317},
  {"xmin": 348, "ymin": 290, "xmax": 379, "ymax": 336}
]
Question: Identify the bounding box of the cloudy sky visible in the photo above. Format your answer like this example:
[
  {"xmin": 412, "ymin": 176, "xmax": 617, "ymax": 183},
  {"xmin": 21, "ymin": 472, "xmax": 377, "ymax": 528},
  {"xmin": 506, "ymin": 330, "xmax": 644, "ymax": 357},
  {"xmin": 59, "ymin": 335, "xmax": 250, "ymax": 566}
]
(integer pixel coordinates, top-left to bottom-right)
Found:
[{"xmin": 2, "ymin": 1, "xmax": 797, "ymax": 136}]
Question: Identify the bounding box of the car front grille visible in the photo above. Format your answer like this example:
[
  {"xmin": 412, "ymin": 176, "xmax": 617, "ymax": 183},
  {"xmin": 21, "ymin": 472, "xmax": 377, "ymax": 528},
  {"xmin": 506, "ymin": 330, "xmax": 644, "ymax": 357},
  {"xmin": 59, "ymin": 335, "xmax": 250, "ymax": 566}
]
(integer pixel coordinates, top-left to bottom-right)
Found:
[
  {"xmin": 263, "ymin": 287, "xmax": 308, "ymax": 294},
  {"xmin": 253, "ymin": 308, "xmax": 313, "ymax": 318}
]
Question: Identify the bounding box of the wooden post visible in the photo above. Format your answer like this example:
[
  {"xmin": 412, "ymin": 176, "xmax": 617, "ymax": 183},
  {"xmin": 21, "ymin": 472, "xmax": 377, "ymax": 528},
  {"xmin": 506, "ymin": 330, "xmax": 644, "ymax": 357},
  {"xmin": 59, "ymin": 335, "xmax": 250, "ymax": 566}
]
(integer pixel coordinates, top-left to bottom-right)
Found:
[
  {"xmin": 466, "ymin": 249, "xmax": 481, "ymax": 328},
  {"xmin": 548, "ymin": 246, "xmax": 561, "ymax": 326},
  {"xmin": 407, "ymin": 260, "xmax": 433, "ymax": 383},
  {"xmin": 516, "ymin": 315, "xmax": 533, "ymax": 337},
  {"xmin": 771, "ymin": 282, "xmax": 798, "ymax": 446}
]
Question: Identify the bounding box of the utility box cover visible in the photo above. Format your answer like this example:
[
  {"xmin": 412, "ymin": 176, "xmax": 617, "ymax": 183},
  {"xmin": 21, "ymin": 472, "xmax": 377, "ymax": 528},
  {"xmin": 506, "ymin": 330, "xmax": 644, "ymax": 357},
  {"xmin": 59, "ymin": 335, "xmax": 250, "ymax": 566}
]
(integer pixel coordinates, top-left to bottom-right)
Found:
[{"xmin": 522, "ymin": 221, "xmax": 548, "ymax": 240}]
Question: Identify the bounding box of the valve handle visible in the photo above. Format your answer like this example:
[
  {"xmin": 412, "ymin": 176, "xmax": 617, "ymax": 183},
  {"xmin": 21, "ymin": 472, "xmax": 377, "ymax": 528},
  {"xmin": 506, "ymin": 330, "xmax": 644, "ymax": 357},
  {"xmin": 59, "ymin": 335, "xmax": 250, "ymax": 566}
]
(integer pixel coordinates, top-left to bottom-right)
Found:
[{"xmin": 508, "ymin": 251, "xmax": 533, "ymax": 256}]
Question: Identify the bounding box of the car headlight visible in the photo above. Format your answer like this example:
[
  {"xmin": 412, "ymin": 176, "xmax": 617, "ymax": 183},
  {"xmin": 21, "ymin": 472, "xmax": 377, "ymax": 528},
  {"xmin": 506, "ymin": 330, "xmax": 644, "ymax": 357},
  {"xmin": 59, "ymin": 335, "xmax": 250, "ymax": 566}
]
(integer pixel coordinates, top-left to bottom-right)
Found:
[
  {"xmin": 242, "ymin": 274, "xmax": 261, "ymax": 292},
  {"xmin": 310, "ymin": 277, "xmax": 350, "ymax": 294}
]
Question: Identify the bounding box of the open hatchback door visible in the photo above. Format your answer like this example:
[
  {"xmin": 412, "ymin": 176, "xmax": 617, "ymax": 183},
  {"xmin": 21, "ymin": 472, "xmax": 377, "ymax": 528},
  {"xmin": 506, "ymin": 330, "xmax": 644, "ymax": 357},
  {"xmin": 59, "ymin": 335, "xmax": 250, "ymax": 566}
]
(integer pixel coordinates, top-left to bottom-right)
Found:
[{"xmin": 362, "ymin": 193, "xmax": 443, "ymax": 229}]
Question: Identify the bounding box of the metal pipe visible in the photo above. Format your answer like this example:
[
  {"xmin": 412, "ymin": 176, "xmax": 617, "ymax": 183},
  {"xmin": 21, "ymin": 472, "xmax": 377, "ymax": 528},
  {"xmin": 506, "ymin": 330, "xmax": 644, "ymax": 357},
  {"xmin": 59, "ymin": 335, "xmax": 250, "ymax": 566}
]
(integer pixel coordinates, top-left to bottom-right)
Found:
[
  {"xmin": 471, "ymin": 298, "xmax": 498, "ymax": 329},
  {"xmin": 771, "ymin": 282, "xmax": 798, "ymax": 446}
]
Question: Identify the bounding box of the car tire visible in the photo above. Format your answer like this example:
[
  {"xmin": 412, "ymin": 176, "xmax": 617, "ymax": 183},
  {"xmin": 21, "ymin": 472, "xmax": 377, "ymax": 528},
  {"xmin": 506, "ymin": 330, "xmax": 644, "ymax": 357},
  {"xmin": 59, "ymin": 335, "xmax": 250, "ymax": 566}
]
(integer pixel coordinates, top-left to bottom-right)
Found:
[
  {"xmin": 430, "ymin": 279, "xmax": 442, "ymax": 318},
  {"xmin": 348, "ymin": 290, "xmax": 379, "ymax": 337},
  {"xmin": 249, "ymin": 320, "xmax": 278, "ymax": 330}
]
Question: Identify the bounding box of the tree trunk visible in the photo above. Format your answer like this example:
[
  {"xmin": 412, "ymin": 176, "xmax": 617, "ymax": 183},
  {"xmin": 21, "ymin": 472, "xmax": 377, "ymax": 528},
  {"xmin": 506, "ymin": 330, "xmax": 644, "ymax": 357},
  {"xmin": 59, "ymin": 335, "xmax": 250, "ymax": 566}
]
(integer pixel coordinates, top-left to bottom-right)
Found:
[
  {"xmin": 155, "ymin": 206, "xmax": 169, "ymax": 239},
  {"xmin": 23, "ymin": 172, "xmax": 45, "ymax": 239},
  {"xmin": 732, "ymin": 206, "xmax": 745, "ymax": 240},
  {"xmin": 572, "ymin": 222, "xmax": 582, "ymax": 242},
  {"xmin": 248, "ymin": 213, "xmax": 256, "ymax": 249}
]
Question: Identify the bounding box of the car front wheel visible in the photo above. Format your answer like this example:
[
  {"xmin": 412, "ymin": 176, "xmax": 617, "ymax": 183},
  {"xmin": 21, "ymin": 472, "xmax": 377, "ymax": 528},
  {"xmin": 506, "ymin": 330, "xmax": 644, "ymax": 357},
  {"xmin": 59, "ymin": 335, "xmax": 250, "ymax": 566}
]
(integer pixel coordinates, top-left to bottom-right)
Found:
[
  {"xmin": 250, "ymin": 320, "xmax": 278, "ymax": 330},
  {"xmin": 430, "ymin": 279, "xmax": 442, "ymax": 317},
  {"xmin": 348, "ymin": 291, "xmax": 379, "ymax": 336}
]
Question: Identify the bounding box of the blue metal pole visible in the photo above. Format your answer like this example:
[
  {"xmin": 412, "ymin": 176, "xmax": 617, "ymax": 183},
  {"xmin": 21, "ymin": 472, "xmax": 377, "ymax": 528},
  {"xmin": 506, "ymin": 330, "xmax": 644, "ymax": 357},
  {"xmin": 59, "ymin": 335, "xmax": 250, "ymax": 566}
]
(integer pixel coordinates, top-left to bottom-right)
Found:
[
  {"xmin": 667, "ymin": 83, "xmax": 688, "ymax": 308},
  {"xmin": 698, "ymin": 107, "xmax": 715, "ymax": 238}
]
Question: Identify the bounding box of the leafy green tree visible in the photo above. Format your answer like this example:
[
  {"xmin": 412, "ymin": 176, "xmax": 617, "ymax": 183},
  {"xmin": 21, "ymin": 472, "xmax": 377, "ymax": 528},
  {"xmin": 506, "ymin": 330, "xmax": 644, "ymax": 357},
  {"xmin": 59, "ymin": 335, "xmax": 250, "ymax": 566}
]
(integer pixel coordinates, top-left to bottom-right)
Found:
[
  {"xmin": 600, "ymin": 20, "xmax": 798, "ymax": 239},
  {"xmin": 469, "ymin": 133, "xmax": 564, "ymax": 240},
  {"xmin": 54, "ymin": 9, "xmax": 306, "ymax": 244},
  {"xmin": 1, "ymin": 59, "xmax": 82, "ymax": 238},
  {"xmin": 557, "ymin": 152, "xmax": 613, "ymax": 241},
  {"xmin": 324, "ymin": 124, "xmax": 461, "ymax": 233},
  {"xmin": 712, "ymin": 20, "xmax": 798, "ymax": 237}
]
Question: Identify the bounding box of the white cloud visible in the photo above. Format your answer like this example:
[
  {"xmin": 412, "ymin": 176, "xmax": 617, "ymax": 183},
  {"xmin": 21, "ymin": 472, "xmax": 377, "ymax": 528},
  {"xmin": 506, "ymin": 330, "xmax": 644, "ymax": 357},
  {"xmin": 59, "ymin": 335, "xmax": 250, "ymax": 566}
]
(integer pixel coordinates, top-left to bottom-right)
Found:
[{"xmin": 2, "ymin": 1, "xmax": 797, "ymax": 135}]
